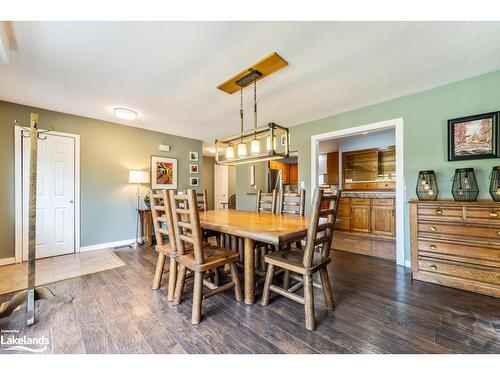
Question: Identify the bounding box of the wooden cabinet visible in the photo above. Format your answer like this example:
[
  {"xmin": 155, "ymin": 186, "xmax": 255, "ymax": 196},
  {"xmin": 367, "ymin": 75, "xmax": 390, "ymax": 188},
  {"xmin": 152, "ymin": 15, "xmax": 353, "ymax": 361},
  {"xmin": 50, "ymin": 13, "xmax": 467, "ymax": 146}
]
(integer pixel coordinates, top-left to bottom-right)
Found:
[
  {"xmin": 350, "ymin": 198, "xmax": 371, "ymax": 233},
  {"xmin": 289, "ymin": 163, "xmax": 298, "ymax": 184},
  {"xmin": 410, "ymin": 200, "xmax": 500, "ymax": 298},
  {"xmin": 269, "ymin": 161, "xmax": 298, "ymax": 185},
  {"xmin": 326, "ymin": 152, "xmax": 339, "ymax": 185},
  {"xmin": 371, "ymin": 200, "xmax": 395, "ymax": 237},
  {"xmin": 337, "ymin": 197, "xmax": 351, "ymax": 231}
]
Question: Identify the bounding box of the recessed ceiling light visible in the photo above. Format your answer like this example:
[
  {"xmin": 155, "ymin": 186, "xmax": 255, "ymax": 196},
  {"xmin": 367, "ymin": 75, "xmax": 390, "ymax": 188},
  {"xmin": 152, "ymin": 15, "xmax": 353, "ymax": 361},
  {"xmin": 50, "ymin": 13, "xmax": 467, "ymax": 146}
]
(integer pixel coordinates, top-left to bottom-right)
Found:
[{"xmin": 114, "ymin": 107, "xmax": 137, "ymax": 120}]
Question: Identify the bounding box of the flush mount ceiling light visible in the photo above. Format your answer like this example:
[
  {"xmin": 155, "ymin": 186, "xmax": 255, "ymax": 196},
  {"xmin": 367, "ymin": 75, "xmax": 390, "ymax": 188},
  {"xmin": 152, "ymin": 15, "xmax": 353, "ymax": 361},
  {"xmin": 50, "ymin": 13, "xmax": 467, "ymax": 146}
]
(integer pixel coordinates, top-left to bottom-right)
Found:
[
  {"xmin": 215, "ymin": 52, "xmax": 289, "ymax": 166},
  {"xmin": 113, "ymin": 107, "xmax": 138, "ymax": 120}
]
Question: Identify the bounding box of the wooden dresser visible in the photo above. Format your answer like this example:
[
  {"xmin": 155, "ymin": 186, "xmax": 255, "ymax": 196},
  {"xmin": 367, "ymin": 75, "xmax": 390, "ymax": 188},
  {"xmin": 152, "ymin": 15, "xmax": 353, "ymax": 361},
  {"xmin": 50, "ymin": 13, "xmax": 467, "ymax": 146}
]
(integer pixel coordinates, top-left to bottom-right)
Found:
[{"xmin": 409, "ymin": 199, "xmax": 500, "ymax": 298}]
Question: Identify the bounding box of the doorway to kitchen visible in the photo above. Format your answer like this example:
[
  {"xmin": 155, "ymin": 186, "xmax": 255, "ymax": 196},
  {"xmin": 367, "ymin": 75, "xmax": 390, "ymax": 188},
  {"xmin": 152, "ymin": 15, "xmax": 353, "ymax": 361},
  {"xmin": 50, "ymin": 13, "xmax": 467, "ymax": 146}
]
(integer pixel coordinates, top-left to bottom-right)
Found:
[
  {"xmin": 214, "ymin": 164, "xmax": 236, "ymax": 209},
  {"xmin": 311, "ymin": 118, "xmax": 405, "ymax": 266}
]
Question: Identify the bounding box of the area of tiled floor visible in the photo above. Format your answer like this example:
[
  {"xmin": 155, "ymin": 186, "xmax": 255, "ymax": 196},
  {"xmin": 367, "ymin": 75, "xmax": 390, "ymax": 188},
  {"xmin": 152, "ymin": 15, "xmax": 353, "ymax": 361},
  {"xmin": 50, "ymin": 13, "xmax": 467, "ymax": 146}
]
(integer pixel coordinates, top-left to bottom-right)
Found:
[{"xmin": 0, "ymin": 249, "xmax": 125, "ymax": 295}]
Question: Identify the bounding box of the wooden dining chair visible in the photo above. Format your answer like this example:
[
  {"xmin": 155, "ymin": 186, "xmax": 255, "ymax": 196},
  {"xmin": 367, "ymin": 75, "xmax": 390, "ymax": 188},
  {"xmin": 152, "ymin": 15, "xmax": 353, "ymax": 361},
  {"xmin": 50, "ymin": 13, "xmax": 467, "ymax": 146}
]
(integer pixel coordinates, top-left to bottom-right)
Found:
[
  {"xmin": 150, "ymin": 189, "xmax": 179, "ymax": 301},
  {"xmin": 278, "ymin": 189, "xmax": 306, "ymax": 217},
  {"xmin": 261, "ymin": 188, "xmax": 341, "ymax": 331},
  {"xmin": 196, "ymin": 189, "xmax": 220, "ymax": 243},
  {"xmin": 256, "ymin": 189, "xmax": 277, "ymax": 213},
  {"xmin": 170, "ymin": 189, "xmax": 243, "ymax": 324}
]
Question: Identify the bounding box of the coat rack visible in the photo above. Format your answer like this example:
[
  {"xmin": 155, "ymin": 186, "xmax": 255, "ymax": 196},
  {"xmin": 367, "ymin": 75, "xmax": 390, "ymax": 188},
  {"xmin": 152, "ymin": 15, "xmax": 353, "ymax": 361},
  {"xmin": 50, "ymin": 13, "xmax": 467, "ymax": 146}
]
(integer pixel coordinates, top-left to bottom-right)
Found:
[{"xmin": 0, "ymin": 113, "xmax": 72, "ymax": 326}]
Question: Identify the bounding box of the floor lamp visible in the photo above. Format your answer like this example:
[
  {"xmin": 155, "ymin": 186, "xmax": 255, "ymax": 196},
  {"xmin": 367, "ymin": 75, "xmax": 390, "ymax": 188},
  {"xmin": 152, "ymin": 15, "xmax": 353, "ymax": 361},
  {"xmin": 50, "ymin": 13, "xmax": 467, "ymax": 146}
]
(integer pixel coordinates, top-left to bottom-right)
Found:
[{"xmin": 129, "ymin": 170, "xmax": 150, "ymax": 248}]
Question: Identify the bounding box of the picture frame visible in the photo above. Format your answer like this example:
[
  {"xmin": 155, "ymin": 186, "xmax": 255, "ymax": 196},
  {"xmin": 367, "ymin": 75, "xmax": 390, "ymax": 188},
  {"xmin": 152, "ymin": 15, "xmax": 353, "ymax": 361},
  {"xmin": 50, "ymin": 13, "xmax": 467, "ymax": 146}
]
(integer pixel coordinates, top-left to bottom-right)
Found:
[
  {"xmin": 150, "ymin": 156, "xmax": 178, "ymax": 189},
  {"xmin": 190, "ymin": 176, "xmax": 199, "ymax": 187},
  {"xmin": 190, "ymin": 164, "xmax": 199, "ymax": 174},
  {"xmin": 448, "ymin": 112, "xmax": 500, "ymax": 161},
  {"xmin": 189, "ymin": 151, "xmax": 199, "ymax": 161}
]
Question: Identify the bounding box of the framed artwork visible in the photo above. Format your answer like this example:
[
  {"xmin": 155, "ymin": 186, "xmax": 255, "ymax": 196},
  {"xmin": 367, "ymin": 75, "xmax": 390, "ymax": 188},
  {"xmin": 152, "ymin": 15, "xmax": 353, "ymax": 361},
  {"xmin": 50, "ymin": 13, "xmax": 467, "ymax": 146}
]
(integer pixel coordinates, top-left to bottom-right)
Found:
[
  {"xmin": 150, "ymin": 156, "xmax": 178, "ymax": 189},
  {"xmin": 448, "ymin": 112, "xmax": 500, "ymax": 161},
  {"xmin": 190, "ymin": 177, "xmax": 199, "ymax": 187},
  {"xmin": 189, "ymin": 151, "xmax": 199, "ymax": 161},
  {"xmin": 190, "ymin": 164, "xmax": 199, "ymax": 174}
]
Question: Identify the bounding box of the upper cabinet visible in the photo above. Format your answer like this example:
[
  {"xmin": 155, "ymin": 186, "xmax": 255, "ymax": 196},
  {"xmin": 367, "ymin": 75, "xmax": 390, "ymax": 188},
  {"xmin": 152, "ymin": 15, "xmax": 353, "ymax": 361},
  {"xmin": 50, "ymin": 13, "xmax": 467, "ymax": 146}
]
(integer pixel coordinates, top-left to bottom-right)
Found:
[
  {"xmin": 342, "ymin": 146, "xmax": 395, "ymax": 191},
  {"xmin": 269, "ymin": 161, "xmax": 298, "ymax": 185}
]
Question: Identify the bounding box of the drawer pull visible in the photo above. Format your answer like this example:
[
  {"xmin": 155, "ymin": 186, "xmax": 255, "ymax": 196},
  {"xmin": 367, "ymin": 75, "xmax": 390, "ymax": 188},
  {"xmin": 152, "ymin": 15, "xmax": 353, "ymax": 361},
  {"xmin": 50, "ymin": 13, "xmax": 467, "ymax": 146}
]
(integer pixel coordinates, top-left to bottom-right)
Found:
[
  {"xmin": 429, "ymin": 245, "xmax": 437, "ymax": 250},
  {"xmin": 429, "ymin": 265, "xmax": 437, "ymax": 271},
  {"xmin": 435, "ymin": 209, "xmax": 443, "ymax": 215},
  {"xmin": 489, "ymin": 211, "xmax": 498, "ymax": 217},
  {"xmin": 429, "ymin": 226, "xmax": 437, "ymax": 232}
]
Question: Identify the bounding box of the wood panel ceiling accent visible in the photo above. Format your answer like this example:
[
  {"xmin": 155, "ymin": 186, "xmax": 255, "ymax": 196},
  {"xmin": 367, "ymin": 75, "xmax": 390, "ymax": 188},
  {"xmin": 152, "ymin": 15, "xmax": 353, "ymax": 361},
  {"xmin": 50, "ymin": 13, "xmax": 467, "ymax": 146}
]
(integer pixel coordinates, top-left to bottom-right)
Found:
[{"xmin": 217, "ymin": 52, "xmax": 288, "ymax": 94}]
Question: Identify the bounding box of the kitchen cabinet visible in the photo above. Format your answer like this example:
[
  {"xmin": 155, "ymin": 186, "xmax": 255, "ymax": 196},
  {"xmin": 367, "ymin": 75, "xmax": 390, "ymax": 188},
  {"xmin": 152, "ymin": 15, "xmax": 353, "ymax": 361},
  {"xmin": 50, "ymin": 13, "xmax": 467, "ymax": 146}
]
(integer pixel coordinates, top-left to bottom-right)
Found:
[
  {"xmin": 371, "ymin": 199, "xmax": 395, "ymax": 237},
  {"xmin": 289, "ymin": 163, "xmax": 298, "ymax": 184},
  {"xmin": 350, "ymin": 198, "xmax": 371, "ymax": 233},
  {"xmin": 269, "ymin": 161, "xmax": 298, "ymax": 185},
  {"xmin": 326, "ymin": 152, "xmax": 339, "ymax": 185}
]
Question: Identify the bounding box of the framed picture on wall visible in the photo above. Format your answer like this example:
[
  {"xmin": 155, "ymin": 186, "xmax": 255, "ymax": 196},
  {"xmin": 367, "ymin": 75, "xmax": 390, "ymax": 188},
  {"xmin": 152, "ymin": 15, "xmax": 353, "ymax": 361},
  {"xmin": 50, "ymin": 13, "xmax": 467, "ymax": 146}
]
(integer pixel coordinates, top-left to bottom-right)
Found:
[
  {"xmin": 190, "ymin": 177, "xmax": 199, "ymax": 187},
  {"xmin": 448, "ymin": 112, "xmax": 500, "ymax": 161},
  {"xmin": 189, "ymin": 151, "xmax": 199, "ymax": 161},
  {"xmin": 190, "ymin": 164, "xmax": 199, "ymax": 174},
  {"xmin": 150, "ymin": 156, "xmax": 178, "ymax": 189}
]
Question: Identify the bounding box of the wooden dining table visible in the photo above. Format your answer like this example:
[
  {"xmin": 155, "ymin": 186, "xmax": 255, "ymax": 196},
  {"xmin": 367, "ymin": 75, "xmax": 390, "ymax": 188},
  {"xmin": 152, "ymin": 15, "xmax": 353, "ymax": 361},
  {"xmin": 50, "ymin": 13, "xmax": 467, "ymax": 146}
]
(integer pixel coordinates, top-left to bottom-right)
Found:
[{"xmin": 198, "ymin": 209, "xmax": 310, "ymax": 305}]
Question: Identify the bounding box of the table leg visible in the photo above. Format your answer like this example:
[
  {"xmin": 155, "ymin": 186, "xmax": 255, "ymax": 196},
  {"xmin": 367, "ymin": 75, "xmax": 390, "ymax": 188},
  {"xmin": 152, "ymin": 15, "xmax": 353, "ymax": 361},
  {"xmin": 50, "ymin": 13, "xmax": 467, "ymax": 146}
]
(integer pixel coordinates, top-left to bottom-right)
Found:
[{"xmin": 244, "ymin": 237, "xmax": 255, "ymax": 305}]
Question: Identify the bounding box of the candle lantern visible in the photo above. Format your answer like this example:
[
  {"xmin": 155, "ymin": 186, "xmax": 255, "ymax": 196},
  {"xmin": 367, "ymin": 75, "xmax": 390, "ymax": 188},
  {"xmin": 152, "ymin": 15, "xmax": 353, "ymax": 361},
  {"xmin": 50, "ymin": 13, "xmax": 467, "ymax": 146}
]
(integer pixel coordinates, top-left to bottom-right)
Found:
[
  {"xmin": 451, "ymin": 168, "xmax": 479, "ymax": 201},
  {"xmin": 416, "ymin": 170, "xmax": 438, "ymax": 200},
  {"xmin": 489, "ymin": 166, "xmax": 500, "ymax": 202}
]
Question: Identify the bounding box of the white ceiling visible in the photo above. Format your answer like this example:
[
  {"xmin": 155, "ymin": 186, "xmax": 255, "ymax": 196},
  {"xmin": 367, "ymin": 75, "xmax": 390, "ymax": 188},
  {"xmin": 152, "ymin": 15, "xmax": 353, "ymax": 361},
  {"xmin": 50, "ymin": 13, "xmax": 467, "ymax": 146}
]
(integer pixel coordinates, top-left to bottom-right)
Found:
[{"xmin": 2, "ymin": 21, "xmax": 500, "ymax": 154}]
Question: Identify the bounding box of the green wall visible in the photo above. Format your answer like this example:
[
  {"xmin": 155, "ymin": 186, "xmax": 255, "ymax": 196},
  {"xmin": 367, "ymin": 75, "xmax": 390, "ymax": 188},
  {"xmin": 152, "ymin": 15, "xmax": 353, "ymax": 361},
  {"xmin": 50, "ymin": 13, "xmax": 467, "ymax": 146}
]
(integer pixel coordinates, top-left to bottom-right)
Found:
[
  {"xmin": 236, "ymin": 69, "xmax": 500, "ymax": 261},
  {"xmin": 0, "ymin": 100, "xmax": 203, "ymax": 259}
]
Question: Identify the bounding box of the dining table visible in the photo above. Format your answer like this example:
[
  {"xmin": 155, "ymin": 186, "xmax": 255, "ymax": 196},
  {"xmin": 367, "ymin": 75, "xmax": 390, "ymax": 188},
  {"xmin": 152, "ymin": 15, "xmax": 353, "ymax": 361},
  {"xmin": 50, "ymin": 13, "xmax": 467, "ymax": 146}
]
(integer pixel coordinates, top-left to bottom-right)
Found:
[{"xmin": 198, "ymin": 209, "xmax": 310, "ymax": 305}]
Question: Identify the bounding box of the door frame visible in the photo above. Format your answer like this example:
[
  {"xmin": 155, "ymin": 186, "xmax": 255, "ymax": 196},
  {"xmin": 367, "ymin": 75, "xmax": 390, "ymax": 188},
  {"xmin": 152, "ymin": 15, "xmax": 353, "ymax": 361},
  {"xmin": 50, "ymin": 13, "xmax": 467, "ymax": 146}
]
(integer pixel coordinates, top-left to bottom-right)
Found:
[
  {"xmin": 14, "ymin": 126, "xmax": 81, "ymax": 263},
  {"xmin": 310, "ymin": 117, "xmax": 405, "ymax": 267}
]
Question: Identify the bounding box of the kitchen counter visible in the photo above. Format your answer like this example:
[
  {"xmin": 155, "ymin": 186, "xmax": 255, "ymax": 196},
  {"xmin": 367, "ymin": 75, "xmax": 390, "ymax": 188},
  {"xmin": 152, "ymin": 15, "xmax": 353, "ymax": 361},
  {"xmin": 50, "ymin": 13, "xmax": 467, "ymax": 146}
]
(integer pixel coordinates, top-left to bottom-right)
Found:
[{"xmin": 341, "ymin": 191, "xmax": 395, "ymax": 199}]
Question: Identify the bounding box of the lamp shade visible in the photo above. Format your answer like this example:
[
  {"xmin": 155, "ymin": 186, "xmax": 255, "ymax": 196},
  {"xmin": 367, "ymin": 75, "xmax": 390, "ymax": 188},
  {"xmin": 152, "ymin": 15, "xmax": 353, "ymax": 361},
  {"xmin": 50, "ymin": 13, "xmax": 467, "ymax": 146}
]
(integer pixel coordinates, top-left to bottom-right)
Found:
[{"xmin": 128, "ymin": 170, "xmax": 149, "ymax": 184}]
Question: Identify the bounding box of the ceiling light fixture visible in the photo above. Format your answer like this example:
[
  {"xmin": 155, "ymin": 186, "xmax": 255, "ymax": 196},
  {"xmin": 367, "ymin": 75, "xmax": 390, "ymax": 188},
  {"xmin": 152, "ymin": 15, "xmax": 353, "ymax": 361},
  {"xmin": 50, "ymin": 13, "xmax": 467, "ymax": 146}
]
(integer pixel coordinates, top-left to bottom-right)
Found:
[{"xmin": 114, "ymin": 107, "xmax": 138, "ymax": 120}]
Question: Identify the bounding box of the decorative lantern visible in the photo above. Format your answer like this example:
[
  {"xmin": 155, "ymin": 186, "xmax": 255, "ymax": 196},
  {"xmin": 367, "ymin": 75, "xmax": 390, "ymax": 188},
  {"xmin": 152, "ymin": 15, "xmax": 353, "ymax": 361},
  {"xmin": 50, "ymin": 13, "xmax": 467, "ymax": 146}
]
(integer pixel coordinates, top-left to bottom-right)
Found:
[
  {"xmin": 451, "ymin": 168, "xmax": 479, "ymax": 201},
  {"xmin": 416, "ymin": 170, "xmax": 438, "ymax": 200},
  {"xmin": 489, "ymin": 166, "xmax": 500, "ymax": 201}
]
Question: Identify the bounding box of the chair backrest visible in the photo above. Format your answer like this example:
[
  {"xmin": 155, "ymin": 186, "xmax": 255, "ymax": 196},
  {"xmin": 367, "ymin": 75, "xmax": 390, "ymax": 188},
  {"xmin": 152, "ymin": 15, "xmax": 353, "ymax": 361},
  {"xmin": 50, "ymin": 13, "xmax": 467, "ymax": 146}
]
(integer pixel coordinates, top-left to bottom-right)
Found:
[
  {"xmin": 278, "ymin": 189, "xmax": 305, "ymax": 217},
  {"xmin": 196, "ymin": 190, "xmax": 208, "ymax": 211},
  {"xmin": 302, "ymin": 189, "xmax": 342, "ymax": 268},
  {"xmin": 149, "ymin": 189, "xmax": 176, "ymax": 251},
  {"xmin": 169, "ymin": 189, "xmax": 205, "ymax": 264},
  {"xmin": 228, "ymin": 194, "xmax": 236, "ymax": 209},
  {"xmin": 256, "ymin": 189, "xmax": 277, "ymax": 213}
]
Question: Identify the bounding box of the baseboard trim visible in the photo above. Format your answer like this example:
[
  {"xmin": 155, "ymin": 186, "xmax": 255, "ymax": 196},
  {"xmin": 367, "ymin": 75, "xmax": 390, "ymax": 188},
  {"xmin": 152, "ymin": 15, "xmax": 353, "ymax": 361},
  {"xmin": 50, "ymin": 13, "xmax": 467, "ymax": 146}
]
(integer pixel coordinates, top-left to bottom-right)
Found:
[
  {"xmin": 0, "ymin": 257, "xmax": 17, "ymax": 267},
  {"xmin": 80, "ymin": 238, "xmax": 136, "ymax": 252},
  {"xmin": 404, "ymin": 260, "xmax": 412, "ymax": 268}
]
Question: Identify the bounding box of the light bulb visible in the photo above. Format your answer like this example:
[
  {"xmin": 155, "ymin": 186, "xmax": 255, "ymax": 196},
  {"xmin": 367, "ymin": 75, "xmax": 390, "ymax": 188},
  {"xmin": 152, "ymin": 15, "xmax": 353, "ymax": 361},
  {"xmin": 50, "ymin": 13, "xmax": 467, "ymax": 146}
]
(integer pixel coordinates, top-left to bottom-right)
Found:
[
  {"xmin": 250, "ymin": 139, "xmax": 260, "ymax": 155},
  {"xmin": 497, "ymin": 187, "xmax": 500, "ymax": 195},
  {"xmin": 428, "ymin": 189, "xmax": 434, "ymax": 196},
  {"xmin": 424, "ymin": 183, "xmax": 430, "ymax": 191},
  {"xmin": 266, "ymin": 135, "xmax": 277, "ymax": 151},
  {"xmin": 421, "ymin": 178, "xmax": 427, "ymax": 186},
  {"xmin": 225, "ymin": 145, "xmax": 234, "ymax": 159},
  {"xmin": 458, "ymin": 188, "xmax": 464, "ymax": 196},
  {"xmin": 237, "ymin": 142, "xmax": 247, "ymax": 157}
]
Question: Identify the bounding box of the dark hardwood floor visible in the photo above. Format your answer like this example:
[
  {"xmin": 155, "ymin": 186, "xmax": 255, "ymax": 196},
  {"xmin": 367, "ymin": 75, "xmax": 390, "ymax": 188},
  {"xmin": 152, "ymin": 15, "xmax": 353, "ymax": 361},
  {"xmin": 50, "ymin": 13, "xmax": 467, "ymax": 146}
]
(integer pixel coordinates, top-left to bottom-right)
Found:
[{"xmin": 1, "ymin": 246, "xmax": 499, "ymax": 354}]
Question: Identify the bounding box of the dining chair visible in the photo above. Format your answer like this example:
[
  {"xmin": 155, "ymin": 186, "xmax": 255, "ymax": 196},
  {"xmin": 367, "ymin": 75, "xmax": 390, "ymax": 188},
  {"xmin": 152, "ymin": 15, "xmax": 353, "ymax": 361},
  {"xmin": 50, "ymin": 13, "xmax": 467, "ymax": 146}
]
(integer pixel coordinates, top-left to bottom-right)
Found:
[
  {"xmin": 256, "ymin": 189, "xmax": 277, "ymax": 213},
  {"xmin": 196, "ymin": 189, "xmax": 220, "ymax": 243},
  {"xmin": 150, "ymin": 189, "xmax": 179, "ymax": 301},
  {"xmin": 261, "ymin": 188, "xmax": 341, "ymax": 331},
  {"xmin": 170, "ymin": 189, "xmax": 243, "ymax": 324}
]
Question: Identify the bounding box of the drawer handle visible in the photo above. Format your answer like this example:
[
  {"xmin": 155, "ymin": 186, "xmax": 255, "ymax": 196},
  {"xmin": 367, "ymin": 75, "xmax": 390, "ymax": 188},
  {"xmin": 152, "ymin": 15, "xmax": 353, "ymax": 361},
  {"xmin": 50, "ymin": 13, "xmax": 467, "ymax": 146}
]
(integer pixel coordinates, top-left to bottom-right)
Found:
[
  {"xmin": 489, "ymin": 211, "xmax": 498, "ymax": 217},
  {"xmin": 429, "ymin": 265, "xmax": 437, "ymax": 271},
  {"xmin": 429, "ymin": 226, "xmax": 437, "ymax": 232},
  {"xmin": 435, "ymin": 209, "xmax": 443, "ymax": 215},
  {"xmin": 429, "ymin": 245, "xmax": 437, "ymax": 250}
]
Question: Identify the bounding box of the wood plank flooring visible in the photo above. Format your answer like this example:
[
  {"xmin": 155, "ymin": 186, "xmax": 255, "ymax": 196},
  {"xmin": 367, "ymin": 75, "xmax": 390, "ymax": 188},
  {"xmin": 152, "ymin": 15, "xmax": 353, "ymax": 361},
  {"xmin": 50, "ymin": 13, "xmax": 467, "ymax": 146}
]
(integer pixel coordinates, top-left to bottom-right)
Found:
[{"xmin": 1, "ymin": 246, "xmax": 499, "ymax": 354}]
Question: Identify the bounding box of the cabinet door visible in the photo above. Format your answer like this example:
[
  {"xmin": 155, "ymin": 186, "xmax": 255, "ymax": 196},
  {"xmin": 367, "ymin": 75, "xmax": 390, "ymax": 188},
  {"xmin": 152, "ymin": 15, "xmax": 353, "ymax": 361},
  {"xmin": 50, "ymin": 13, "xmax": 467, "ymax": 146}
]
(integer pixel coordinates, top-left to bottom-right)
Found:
[
  {"xmin": 282, "ymin": 163, "xmax": 289, "ymax": 184},
  {"xmin": 289, "ymin": 163, "xmax": 298, "ymax": 184},
  {"xmin": 351, "ymin": 205, "xmax": 371, "ymax": 233},
  {"xmin": 371, "ymin": 205, "xmax": 395, "ymax": 237}
]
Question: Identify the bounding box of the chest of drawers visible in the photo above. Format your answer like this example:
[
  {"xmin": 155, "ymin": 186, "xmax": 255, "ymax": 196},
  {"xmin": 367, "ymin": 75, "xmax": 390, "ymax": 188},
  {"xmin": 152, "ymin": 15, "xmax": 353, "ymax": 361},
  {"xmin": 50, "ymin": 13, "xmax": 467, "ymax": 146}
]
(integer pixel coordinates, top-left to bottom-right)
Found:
[{"xmin": 409, "ymin": 200, "xmax": 500, "ymax": 298}]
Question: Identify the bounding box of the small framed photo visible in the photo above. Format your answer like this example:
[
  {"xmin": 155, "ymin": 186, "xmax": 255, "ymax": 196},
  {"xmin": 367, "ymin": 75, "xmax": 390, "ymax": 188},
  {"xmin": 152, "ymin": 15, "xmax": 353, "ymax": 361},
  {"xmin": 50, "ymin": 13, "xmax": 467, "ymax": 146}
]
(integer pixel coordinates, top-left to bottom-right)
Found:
[
  {"xmin": 190, "ymin": 177, "xmax": 199, "ymax": 187},
  {"xmin": 280, "ymin": 135, "xmax": 287, "ymax": 146},
  {"xmin": 448, "ymin": 112, "xmax": 500, "ymax": 161},
  {"xmin": 189, "ymin": 151, "xmax": 199, "ymax": 161},
  {"xmin": 150, "ymin": 156, "xmax": 178, "ymax": 189},
  {"xmin": 190, "ymin": 164, "xmax": 199, "ymax": 174}
]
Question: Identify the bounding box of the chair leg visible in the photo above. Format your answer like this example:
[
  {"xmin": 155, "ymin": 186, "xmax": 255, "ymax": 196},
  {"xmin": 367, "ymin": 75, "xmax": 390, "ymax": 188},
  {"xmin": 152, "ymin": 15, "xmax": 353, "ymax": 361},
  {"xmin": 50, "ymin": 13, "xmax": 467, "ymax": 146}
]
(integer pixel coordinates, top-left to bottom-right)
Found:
[
  {"xmin": 320, "ymin": 267, "xmax": 335, "ymax": 310},
  {"xmin": 261, "ymin": 264, "xmax": 275, "ymax": 306},
  {"xmin": 213, "ymin": 267, "xmax": 220, "ymax": 286},
  {"xmin": 303, "ymin": 274, "xmax": 316, "ymax": 331},
  {"xmin": 167, "ymin": 257, "xmax": 177, "ymax": 301},
  {"xmin": 229, "ymin": 263, "xmax": 243, "ymax": 301},
  {"xmin": 283, "ymin": 270, "xmax": 290, "ymax": 290},
  {"xmin": 172, "ymin": 265, "xmax": 186, "ymax": 305},
  {"xmin": 152, "ymin": 253, "xmax": 166, "ymax": 289},
  {"xmin": 295, "ymin": 240, "xmax": 302, "ymax": 249},
  {"xmin": 192, "ymin": 271, "xmax": 204, "ymax": 325},
  {"xmin": 260, "ymin": 247, "xmax": 267, "ymax": 272}
]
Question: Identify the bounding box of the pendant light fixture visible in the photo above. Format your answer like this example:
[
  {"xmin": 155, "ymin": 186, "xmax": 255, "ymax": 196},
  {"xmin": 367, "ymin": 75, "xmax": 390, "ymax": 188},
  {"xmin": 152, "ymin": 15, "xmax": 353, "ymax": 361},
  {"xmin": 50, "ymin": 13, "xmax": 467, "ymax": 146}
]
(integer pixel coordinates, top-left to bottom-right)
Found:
[{"xmin": 214, "ymin": 52, "xmax": 289, "ymax": 166}]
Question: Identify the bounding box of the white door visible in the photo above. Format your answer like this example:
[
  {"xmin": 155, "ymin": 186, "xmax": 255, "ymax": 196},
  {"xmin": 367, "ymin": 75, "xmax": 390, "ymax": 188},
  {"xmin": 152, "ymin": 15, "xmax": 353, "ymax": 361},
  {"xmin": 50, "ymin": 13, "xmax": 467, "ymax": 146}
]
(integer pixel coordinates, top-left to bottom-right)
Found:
[
  {"xmin": 214, "ymin": 164, "xmax": 228, "ymax": 209},
  {"xmin": 22, "ymin": 133, "xmax": 75, "ymax": 260}
]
